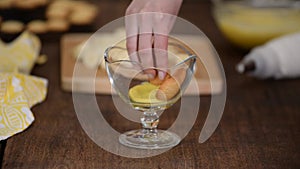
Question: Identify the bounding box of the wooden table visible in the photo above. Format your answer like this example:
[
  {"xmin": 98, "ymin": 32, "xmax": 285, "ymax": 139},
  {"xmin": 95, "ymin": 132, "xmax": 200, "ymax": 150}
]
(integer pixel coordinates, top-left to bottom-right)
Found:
[{"xmin": 1, "ymin": 1, "xmax": 299, "ymax": 168}]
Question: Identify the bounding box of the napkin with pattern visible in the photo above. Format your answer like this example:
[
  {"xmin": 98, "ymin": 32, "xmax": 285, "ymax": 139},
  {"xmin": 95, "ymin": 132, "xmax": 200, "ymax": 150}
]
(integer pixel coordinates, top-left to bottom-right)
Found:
[
  {"xmin": 0, "ymin": 73, "xmax": 47, "ymax": 140},
  {"xmin": 0, "ymin": 31, "xmax": 47, "ymax": 140}
]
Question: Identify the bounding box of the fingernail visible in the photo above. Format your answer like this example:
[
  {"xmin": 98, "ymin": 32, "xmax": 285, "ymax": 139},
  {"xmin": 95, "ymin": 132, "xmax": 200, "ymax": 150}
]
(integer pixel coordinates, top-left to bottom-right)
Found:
[
  {"xmin": 148, "ymin": 74, "xmax": 154, "ymax": 79},
  {"xmin": 158, "ymin": 71, "xmax": 165, "ymax": 80}
]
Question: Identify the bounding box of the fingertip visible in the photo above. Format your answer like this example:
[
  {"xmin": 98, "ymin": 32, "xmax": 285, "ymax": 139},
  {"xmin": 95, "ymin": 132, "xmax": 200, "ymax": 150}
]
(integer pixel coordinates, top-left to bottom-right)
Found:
[
  {"xmin": 144, "ymin": 69, "xmax": 156, "ymax": 79},
  {"xmin": 158, "ymin": 71, "xmax": 166, "ymax": 80}
]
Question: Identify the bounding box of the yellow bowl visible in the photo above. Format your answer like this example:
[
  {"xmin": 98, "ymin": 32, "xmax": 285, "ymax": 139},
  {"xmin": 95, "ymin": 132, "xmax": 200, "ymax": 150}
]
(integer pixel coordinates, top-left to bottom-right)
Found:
[{"xmin": 213, "ymin": 0, "xmax": 300, "ymax": 49}]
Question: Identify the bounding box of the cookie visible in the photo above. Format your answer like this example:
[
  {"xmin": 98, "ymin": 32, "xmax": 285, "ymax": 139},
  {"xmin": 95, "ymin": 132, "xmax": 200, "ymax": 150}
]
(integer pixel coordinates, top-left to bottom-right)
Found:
[
  {"xmin": 15, "ymin": 0, "xmax": 48, "ymax": 8},
  {"xmin": 47, "ymin": 19, "xmax": 69, "ymax": 32},
  {"xmin": 36, "ymin": 54, "xmax": 48, "ymax": 65},
  {"xmin": 32, "ymin": 0, "xmax": 49, "ymax": 6},
  {"xmin": 0, "ymin": 0, "xmax": 12, "ymax": 9},
  {"xmin": 0, "ymin": 20, "xmax": 24, "ymax": 34},
  {"xmin": 156, "ymin": 75, "xmax": 180, "ymax": 100},
  {"xmin": 27, "ymin": 20, "xmax": 48, "ymax": 34},
  {"xmin": 69, "ymin": 2, "xmax": 98, "ymax": 25},
  {"xmin": 69, "ymin": 0, "xmax": 92, "ymax": 11},
  {"xmin": 50, "ymin": 0, "xmax": 73, "ymax": 9},
  {"xmin": 149, "ymin": 72, "xmax": 169, "ymax": 85},
  {"xmin": 151, "ymin": 69, "xmax": 186, "ymax": 100},
  {"xmin": 13, "ymin": 0, "xmax": 39, "ymax": 9},
  {"xmin": 46, "ymin": 5, "xmax": 70, "ymax": 19}
]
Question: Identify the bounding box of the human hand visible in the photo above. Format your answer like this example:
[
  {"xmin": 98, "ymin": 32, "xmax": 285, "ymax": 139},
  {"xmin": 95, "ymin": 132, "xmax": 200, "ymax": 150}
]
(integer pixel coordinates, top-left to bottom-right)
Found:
[{"xmin": 125, "ymin": 0, "xmax": 183, "ymax": 80}]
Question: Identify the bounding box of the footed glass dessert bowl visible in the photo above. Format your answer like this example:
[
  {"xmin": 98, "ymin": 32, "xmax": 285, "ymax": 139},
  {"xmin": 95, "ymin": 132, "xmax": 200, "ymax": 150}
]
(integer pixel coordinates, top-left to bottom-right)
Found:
[{"xmin": 104, "ymin": 37, "xmax": 197, "ymax": 149}]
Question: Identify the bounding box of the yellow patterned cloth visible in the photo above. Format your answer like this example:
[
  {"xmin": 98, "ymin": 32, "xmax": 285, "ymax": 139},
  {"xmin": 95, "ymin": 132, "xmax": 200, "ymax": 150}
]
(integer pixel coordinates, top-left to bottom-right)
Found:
[
  {"xmin": 0, "ymin": 73, "xmax": 48, "ymax": 140},
  {"xmin": 0, "ymin": 31, "xmax": 47, "ymax": 140},
  {"xmin": 0, "ymin": 31, "xmax": 41, "ymax": 74}
]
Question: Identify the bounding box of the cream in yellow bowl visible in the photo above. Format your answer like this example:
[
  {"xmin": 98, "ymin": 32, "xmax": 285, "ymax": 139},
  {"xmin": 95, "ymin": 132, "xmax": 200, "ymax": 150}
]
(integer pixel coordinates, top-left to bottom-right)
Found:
[{"xmin": 213, "ymin": 1, "xmax": 300, "ymax": 49}]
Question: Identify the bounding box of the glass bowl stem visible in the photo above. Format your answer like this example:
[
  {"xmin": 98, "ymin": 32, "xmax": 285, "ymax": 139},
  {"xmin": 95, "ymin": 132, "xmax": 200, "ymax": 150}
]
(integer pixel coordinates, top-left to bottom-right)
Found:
[{"xmin": 140, "ymin": 110, "xmax": 160, "ymax": 138}]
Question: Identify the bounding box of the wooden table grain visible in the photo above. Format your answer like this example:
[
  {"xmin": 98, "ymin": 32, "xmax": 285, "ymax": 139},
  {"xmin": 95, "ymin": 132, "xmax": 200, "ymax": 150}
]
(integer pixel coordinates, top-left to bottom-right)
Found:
[{"xmin": 1, "ymin": 1, "xmax": 299, "ymax": 169}]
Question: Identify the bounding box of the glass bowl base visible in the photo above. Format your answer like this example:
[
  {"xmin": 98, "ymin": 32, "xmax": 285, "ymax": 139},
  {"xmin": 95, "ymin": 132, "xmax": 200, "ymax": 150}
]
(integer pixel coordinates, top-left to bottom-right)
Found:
[{"xmin": 119, "ymin": 129, "xmax": 181, "ymax": 149}]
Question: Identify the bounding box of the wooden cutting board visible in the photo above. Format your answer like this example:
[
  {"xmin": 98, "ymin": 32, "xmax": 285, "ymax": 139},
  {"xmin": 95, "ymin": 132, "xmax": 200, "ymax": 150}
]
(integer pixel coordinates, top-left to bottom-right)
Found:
[{"xmin": 60, "ymin": 33, "xmax": 223, "ymax": 95}]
